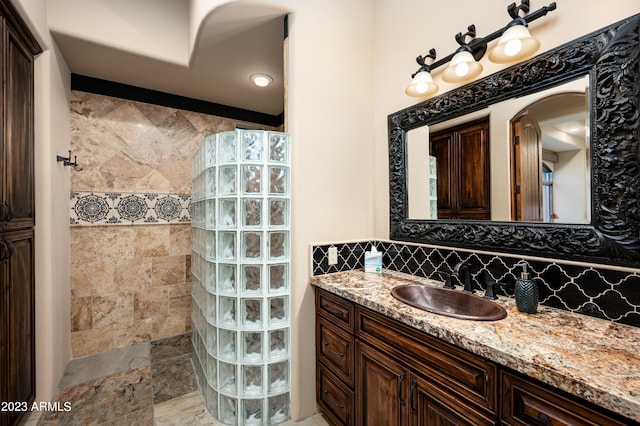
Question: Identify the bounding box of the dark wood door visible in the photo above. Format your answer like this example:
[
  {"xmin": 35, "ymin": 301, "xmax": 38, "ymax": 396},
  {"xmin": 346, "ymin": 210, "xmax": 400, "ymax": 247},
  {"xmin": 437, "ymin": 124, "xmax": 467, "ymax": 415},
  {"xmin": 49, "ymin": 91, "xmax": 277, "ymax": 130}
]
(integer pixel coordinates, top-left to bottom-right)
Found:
[
  {"xmin": 357, "ymin": 341, "xmax": 410, "ymax": 426},
  {"xmin": 0, "ymin": 229, "xmax": 35, "ymax": 426},
  {"xmin": 2, "ymin": 22, "xmax": 35, "ymax": 231},
  {"xmin": 411, "ymin": 376, "xmax": 497, "ymax": 426},
  {"xmin": 430, "ymin": 118, "xmax": 490, "ymax": 220},
  {"xmin": 429, "ymin": 132, "xmax": 455, "ymax": 217}
]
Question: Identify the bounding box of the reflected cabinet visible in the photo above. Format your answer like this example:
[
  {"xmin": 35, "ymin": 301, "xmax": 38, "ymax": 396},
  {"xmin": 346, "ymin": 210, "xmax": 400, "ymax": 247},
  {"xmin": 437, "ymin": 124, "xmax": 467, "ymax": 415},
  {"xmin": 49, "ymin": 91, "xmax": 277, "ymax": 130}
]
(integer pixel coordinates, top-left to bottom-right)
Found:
[{"xmin": 429, "ymin": 117, "xmax": 490, "ymax": 220}]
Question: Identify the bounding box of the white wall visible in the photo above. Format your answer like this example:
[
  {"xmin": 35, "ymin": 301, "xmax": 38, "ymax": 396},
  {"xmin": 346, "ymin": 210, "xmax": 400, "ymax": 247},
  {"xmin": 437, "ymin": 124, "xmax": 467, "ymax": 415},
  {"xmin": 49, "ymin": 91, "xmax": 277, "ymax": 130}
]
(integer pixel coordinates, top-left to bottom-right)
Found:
[
  {"xmin": 373, "ymin": 0, "xmax": 640, "ymax": 238},
  {"xmin": 12, "ymin": 0, "xmax": 72, "ymax": 404}
]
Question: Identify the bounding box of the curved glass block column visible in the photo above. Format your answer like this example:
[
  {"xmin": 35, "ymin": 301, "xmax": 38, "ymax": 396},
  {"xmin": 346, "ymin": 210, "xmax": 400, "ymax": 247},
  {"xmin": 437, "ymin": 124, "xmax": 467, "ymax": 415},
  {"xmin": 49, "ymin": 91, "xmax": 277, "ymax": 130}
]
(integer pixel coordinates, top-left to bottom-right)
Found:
[{"xmin": 191, "ymin": 130, "xmax": 290, "ymax": 425}]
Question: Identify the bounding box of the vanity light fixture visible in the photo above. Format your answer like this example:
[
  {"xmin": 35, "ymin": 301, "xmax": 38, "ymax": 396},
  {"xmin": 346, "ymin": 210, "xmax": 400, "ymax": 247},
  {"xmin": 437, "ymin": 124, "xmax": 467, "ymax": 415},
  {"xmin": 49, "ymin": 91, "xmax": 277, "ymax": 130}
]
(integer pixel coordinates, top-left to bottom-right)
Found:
[
  {"xmin": 405, "ymin": 49, "xmax": 439, "ymax": 97},
  {"xmin": 406, "ymin": 0, "xmax": 556, "ymax": 97},
  {"xmin": 442, "ymin": 26, "xmax": 484, "ymax": 83},
  {"xmin": 250, "ymin": 73, "xmax": 273, "ymax": 87}
]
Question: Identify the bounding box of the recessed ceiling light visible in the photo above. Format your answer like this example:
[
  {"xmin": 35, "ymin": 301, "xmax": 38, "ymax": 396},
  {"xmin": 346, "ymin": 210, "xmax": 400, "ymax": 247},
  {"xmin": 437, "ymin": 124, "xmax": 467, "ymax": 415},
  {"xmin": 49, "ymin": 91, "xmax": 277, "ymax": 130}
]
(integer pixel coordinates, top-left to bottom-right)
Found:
[{"xmin": 250, "ymin": 73, "xmax": 273, "ymax": 87}]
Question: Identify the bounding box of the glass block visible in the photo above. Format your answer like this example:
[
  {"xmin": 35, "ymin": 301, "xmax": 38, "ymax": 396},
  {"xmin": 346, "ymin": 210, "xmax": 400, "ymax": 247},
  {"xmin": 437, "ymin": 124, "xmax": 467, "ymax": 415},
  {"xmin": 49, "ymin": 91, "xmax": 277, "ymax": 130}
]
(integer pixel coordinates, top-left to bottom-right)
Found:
[
  {"xmin": 269, "ymin": 166, "xmax": 289, "ymax": 195},
  {"xmin": 219, "ymin": 329, "xmax": 237, "ymax": 361},
  {"xmin": 269, "ymin": 329, "xmax": 288, "ymax": 360},
  {"xmin": 269, "ymin": 264, "xmax": 287, "ymax": 293},
  {"xmin": 219, "ymin": 165, "xmax": 237, "ymax": 195},
  {"xmin": 268, "ymin": 231, "xmax": 288, "ymax": 260},
  {"xmin": 205, "ymin": 168, "xmax": 216, "ymax": 199},
  {"xmin": 243, "ymin": 331, "xmax": 263, "ymax": 363},
  {"xmin": 242, "ymin": 232, "xmax": 262, "ymax": 260},
  {"xmin": 243, "ymin": 165, "xmax": 262, "ymax": 194},
  {"xmin": 206, "ymin": 352, "xmax": 218, "ymax": 387},
  {"xmin": 219, "ymin": 199, "xmax": 236, "ymax": 228},
  {"xmin": 242, "ymin": 298, "xmax": 262, "ymax": 328},
  {"xmin": 218, "ymin": 231, "xmax": 236, "ymax": 261},
  {"xmin": 206, "ymin": 292, "xmax": 216, "ymax": 324},
  {"xmin": 206, "ymin": 384, "xmax": 219, "ymax": 419},
  {"xmin": 219, "ymin": 297, "xmax": 237, "ymax": 327},
  {"xmin": 243, "ymin": 265, "xmax": 262, "ymax": 293},
  {"xmin": 269, "ymin": 393, "xmax": 289, "ymax": 424},
  {"xmin": 205, "ymin": 230, "xmax": 216, "ymax": 260},
  {"xmin": 243, "ymin": 365, "xmax": 263, "ymax": 395},
  {"xmin": 269, "ymin": 199, "xmax": 288, "ymax": 227},
  {"xmin": 269, "ymin": 361, "xmax": 288, "ymax": 392},
  {"xmin": 206, "ymin": 325, "xmax": 217, "ymax": 356},
  {"xmin": 242, "ymin": 130, "xmax": 263, "ymax": 161},
  {"xmin": 220, "ymin": 395, "xmax": 237, "ymax": 425},
  {"xmin": 218, "ymin": 264, "xmax": 236, "ymax": 294},
  {"xmin": 269, "ymin": 297, "xmax": 288, "ymax": 326},
  {"xmin": 205, "ymin": 262, "xmax": 216, "ymax": 293},
  {"xmin": 242, "ymin": 198, "xmax": 262, "ymax": 227},
  {"xmin": 205, "ymin": 199, "xmax": 216, "ymax": 229},
  {"xmin": 243, "ymin": 398, "xmax": 263, "ymax": 426},
  {"xmin": 204, "ymin": 135, "xmax": 217, "ymax": 168},
  {"xmin": 219, "ymin": 131, "xmax": 237, "ymax": 162},
  {"xmin": 269, "ymin": 132, "xmax": 289, "ymax": 163}
]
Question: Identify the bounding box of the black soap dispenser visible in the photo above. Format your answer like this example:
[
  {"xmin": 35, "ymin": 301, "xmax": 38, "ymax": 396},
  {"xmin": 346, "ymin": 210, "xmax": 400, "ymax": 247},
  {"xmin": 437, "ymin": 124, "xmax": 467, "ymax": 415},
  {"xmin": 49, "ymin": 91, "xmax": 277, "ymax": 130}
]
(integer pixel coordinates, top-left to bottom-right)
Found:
[{"xmin": 515, "ymin": 261, "xmax": 538, "ymax": 314}]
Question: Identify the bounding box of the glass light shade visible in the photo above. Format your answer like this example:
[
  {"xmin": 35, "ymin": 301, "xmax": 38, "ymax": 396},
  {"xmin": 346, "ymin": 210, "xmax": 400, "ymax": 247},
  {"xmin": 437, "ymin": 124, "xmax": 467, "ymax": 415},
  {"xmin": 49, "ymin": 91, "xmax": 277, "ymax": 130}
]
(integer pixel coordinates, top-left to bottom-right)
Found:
[
  {"xmin": 442, "ymin": 50, "xmax": 483, "ymax": 83},
  {"xmin": 488, "ymin": 24, "xmax": 540, "ymax": 63},
  {"xmin": 405, "ymin": 71, "xmax": 438, "ymax": 97}
]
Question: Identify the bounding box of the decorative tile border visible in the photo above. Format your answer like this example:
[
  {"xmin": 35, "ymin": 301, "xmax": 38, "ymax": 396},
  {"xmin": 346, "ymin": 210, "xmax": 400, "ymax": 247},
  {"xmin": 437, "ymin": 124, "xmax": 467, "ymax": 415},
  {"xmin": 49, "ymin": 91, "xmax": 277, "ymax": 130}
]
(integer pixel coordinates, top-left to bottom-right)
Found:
[
  {"xmin": 311, "ymin": 240, "xmax": 640, "ymax": 328},
  {"xmin": 70, "ymin": 191, "xmax": 191, "ymax": 225}
]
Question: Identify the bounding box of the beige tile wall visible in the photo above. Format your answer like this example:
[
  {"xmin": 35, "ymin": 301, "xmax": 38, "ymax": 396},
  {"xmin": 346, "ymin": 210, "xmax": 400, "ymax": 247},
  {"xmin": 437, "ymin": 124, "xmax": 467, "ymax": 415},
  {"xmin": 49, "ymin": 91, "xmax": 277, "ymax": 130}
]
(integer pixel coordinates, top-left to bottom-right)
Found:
[{"xmin": 69, "ymin": 91, "xmax": 277, "ymax": 357}]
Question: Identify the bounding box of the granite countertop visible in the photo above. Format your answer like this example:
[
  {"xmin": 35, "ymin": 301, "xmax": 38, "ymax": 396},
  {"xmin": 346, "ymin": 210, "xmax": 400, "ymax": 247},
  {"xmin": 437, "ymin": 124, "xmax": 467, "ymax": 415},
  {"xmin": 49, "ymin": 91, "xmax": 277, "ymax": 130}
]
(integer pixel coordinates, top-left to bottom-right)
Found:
[{"xmin": 310, "ymin": 269, "xmax": 640, "ymax": 422}]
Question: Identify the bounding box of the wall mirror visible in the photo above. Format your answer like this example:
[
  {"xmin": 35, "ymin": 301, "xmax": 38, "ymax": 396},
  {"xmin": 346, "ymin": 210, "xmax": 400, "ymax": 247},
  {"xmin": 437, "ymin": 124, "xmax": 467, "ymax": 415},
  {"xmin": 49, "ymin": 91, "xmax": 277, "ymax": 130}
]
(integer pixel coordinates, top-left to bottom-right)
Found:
[{"xmin": 389, "ymin": 14, "xmax": 640, "ymax": 267}]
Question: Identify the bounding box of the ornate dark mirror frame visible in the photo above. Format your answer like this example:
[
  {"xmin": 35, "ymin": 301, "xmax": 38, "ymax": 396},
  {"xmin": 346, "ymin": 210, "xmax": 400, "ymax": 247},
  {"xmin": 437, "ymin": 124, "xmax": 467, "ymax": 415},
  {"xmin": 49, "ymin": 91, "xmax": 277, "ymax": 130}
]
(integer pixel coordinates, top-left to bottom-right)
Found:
[{"xmin": 388, "ymin": 14, "xmax": 640, "ymax": 268}]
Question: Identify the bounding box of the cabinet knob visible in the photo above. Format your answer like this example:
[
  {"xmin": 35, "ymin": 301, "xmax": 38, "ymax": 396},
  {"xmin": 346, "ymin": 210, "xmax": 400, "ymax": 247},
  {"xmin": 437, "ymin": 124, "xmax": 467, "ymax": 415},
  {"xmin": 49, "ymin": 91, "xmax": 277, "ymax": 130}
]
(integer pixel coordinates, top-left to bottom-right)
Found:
[{"xmin": 0, "ymin": 240, "xmax": 13, "ymax": 262}]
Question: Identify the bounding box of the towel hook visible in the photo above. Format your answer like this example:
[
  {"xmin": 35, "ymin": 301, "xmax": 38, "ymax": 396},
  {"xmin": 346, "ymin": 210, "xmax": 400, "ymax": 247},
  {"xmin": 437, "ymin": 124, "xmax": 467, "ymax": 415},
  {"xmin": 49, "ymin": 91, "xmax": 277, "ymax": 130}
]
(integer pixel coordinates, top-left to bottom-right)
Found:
[{"xmin": 56, "ymin": 150, "xmax": 83, "ymax": 171}]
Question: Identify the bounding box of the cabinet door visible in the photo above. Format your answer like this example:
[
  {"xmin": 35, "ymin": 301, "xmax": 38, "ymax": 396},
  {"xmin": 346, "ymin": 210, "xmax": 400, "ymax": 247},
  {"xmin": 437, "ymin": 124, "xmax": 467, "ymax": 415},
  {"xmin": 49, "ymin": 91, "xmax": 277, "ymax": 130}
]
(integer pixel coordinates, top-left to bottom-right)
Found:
[
  {"xmin": 1, "ymin": 24, "xmax": 35, "ymax": 231},
  {"xmin": 356, "ymin": 341, "xmax": 410, "ymax": 426},
  {"xmin": 411, "ymin": 376, "xmax": 497, "ymax": 426},
  {"xmin": 0, "ymin": 229, "xmax": 35, "ymax": 426},
  {"xmin": 457, "ymin": 122, "xmax": 490, "ymax": 219},
  {"xmin": 429, "ymin": 132, "xmax": 455, "ymax": 218}
]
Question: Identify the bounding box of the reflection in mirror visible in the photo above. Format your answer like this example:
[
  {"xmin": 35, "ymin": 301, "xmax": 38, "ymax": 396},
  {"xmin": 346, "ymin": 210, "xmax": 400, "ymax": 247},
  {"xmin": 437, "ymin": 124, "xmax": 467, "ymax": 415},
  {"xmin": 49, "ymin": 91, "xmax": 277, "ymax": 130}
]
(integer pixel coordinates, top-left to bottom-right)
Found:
[{"xmin": 407, "ymin": 75, "xmax": 589, "ymax": 223}]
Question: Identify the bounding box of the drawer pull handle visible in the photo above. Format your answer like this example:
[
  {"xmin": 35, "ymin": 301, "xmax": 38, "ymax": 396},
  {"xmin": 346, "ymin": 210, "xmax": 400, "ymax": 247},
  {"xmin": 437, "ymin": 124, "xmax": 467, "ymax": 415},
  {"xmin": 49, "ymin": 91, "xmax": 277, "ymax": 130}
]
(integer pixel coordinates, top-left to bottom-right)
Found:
[
  {"xmin": 323, "ymin": 389, "xmax": 344, "ymax": 409},
  {"xmin": 410, "ymin": 378, "xmax": 417, "ymax": 413},
  {"xmin": 322, "ymin": 303, "xmax": 343, "ymax": 317},
  {"xmin": 538, "ymin": 413, "xmax": 552, "ymax": 426},
  {"xmin": 324, "ymin": 341, "xmax": 344, "ymax": 358},
  {"xmin": 398, "ymin": 371, "xmax": 406, "ymax": 406}
]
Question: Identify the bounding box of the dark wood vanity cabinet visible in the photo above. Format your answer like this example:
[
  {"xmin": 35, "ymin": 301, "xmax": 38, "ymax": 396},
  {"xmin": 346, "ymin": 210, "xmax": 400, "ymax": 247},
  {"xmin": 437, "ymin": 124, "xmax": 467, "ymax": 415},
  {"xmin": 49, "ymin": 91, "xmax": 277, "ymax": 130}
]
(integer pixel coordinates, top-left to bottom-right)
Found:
[
  {"xmin": 0, "ymin": 1, "xmax": 40, "ymax": 425},
  {"xmin": 315, "ymin": 288, "xmax": 638, "ymax": 426},
  {"xmin": 429, "ymin": 118, "xmax": 490, "ymax": 220}
]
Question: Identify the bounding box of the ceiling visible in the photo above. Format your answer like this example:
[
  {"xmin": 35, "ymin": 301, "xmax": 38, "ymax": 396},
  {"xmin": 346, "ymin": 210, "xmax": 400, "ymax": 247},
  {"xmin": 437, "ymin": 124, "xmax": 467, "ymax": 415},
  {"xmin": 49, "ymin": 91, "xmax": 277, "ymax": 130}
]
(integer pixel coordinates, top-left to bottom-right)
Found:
[{"xmin": 49, "ymin": 2, "xmax": 286, "ymax": 117}]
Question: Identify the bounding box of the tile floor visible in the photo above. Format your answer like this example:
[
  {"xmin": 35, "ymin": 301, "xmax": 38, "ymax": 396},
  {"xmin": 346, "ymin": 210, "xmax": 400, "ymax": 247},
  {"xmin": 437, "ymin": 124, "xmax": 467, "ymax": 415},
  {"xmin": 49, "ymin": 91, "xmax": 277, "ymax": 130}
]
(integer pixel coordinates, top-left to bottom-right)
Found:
[{"xmin": 24, "ymin": 334, "xmax": 327, "ymax": 425}]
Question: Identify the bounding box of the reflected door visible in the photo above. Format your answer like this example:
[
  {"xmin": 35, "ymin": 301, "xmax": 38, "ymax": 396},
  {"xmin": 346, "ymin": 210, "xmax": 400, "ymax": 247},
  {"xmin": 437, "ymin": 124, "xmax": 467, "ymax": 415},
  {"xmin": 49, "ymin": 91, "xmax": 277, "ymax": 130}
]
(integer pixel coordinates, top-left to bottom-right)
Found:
[{"xmin": 512, "ymin": 112, "xmax": 543, "ymax": 221}]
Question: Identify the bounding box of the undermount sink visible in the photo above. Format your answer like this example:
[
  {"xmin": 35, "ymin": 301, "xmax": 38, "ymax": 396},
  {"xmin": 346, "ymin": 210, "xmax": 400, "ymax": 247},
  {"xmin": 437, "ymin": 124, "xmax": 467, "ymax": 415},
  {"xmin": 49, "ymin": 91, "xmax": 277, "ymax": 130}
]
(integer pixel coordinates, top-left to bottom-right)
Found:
[{"xmin": 391, "ymin": 284, "xmax": 507, "ymax": 321}]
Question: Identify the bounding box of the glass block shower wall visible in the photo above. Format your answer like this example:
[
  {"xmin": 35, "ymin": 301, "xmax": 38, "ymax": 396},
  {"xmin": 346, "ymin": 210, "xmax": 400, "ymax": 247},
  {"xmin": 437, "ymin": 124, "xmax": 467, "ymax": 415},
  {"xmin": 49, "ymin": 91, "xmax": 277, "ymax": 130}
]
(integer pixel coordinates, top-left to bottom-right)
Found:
[{"xmin": 191, "ymin": 130, "xmax": 291, "ymax": 425}]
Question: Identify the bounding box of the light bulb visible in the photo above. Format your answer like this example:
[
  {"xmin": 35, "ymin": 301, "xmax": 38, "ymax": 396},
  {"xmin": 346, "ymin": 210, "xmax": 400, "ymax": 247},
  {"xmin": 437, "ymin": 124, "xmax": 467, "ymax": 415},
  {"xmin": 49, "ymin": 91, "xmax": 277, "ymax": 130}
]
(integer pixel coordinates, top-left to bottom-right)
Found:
[
  {"xmin": 504, "ymin": 38, "xmax": 523, "ymax": 57},
  {"xmin": 455, "ymin": 62, "xmax": 470, "ymax": 77},
  {"xmin": 442, "ymin": 50, "xmax": 482, "ymax": 83},
  {"xmin": 405, "ymin": 71, "xmax": 438, "ymax": 97}
]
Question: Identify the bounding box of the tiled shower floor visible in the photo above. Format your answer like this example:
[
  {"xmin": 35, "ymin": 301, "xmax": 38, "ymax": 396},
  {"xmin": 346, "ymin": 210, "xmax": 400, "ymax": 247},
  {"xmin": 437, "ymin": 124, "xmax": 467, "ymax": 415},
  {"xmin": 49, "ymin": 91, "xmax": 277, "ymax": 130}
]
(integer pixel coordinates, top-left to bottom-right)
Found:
[{"xmin": 25, "ymin": 334, "xmax": 327, "ymax": 425}]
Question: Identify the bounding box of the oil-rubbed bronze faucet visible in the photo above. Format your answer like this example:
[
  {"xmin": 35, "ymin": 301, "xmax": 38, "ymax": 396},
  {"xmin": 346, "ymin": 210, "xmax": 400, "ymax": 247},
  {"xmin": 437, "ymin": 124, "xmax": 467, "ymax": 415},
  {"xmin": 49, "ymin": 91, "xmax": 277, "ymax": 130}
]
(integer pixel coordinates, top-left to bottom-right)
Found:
[{"xmin": 453, "ymin": 261, "xmax": 475, "ymax": 294}]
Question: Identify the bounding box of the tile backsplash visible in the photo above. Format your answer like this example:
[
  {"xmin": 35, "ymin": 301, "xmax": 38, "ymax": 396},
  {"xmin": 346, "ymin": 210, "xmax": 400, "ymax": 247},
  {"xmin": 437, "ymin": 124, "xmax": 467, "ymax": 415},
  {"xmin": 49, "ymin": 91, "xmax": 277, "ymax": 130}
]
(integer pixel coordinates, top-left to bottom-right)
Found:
[{"xmin": 312, "ymin": 240, "xmax": 640, "ymax": 328}]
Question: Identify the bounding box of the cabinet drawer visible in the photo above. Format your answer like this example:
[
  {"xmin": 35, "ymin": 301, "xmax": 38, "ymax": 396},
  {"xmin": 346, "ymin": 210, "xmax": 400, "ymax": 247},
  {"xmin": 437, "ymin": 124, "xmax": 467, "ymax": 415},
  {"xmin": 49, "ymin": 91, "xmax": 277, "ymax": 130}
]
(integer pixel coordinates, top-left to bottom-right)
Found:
[
  {"xmin": 317, "ymin": 317, "xmax": 355, "ymax": 386},
  {"xmin": 317, "ymin": 363, "xmax": 354, "ymax": 426},
  {"xmin": 316, "ymin": 289, "xmax": 354, "ymax": 332},
  {"xmin": 501, "ymin": 371, "xmax": 631, "ymax": 426},
  {"xmin": 356, "ymin": 307, "xmax": 496, "ymax": 413}
]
